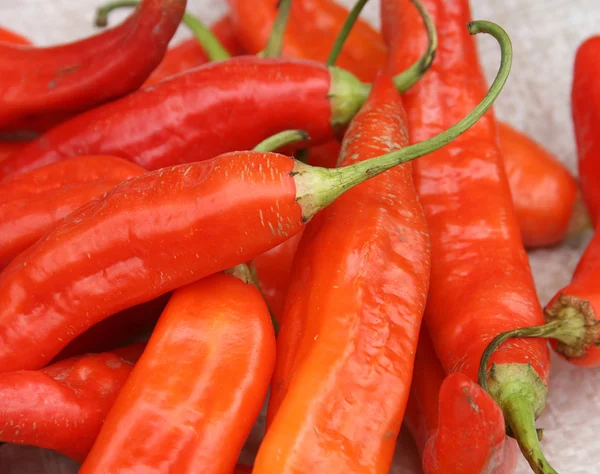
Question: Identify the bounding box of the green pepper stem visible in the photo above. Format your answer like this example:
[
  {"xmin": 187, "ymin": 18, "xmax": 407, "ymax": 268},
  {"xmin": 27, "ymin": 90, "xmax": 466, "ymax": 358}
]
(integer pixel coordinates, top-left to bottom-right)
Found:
[
  {"xmin": 296, "ymin": 20, "xmax": 511, "ymax": 221},
  {"xmin": 95, "ymin": 1, "xmax": 230, "ymax": 61},
  {"xmin": 393, "ymin": 0, "xmax": 438, "ymax": 92},
  {"xmin": 253, "ymin": 130, "xmax": 309, "ymax": 153},
  {"xmin": 327, "ymin": 0, "xmax": 370, "ymax": 67},
  {"xmin": 502, "ymin": 396, "xmax": 558, "ymax": 474},
  {"xmin": 261, "ymin": 0, "xmax": 293, "ymax": 58}
]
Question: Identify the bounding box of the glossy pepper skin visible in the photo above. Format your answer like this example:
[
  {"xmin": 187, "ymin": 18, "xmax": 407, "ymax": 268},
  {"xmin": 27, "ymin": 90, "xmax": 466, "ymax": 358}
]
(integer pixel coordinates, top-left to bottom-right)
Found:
[
  {"xmin": 385, "ymin": 0, "xmax": 549, "ymax": 387},
  {"xmin": 228, "ymin": 0, "xmax": 386, "ymax": 83},
  {"xmin": 0, "ymin": 156, "xmax": 145, "ymax": 268},
  {"xmin": 144, "ymin": 15, "xmax": 245, "ymax": 86},
  {"xmin": 499, "ymin": 121, "xmax": 579, "ymax": 248},
  {"xmin": 0, "ymin": 343, "xmax": 144, "ymax": 461},
  {"xmin": 542, "ymin": 36, "xmax": 600, "ymax": 367},
  {"xmin": 0, "ymin": 152, "xmax": 305, "ymax": 371},
  {"xmin": 404, "ymin": 330, "xmax": 518, "ymax": 474},
  {"xmin": 384, "ymin": 1, "xmax": 552, "ymax": 470},
  {"xmin": 0, "ymin": 0, "xmax": 185, "ymax": 133},
  {"xmin": 256, "ymin": 73, "xmax": 430, "ymax": 473},
  {"xmin": 79, "ymin": 271, "xmax": 276, "ymax": 474},
  {"xmin": 2, "ymin": 58, "xmax": 365, "ymax": 178}
]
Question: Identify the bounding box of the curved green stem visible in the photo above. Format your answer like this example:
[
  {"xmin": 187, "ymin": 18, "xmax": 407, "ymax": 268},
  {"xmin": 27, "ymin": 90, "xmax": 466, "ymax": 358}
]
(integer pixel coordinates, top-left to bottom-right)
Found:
[
  {"xmin": 327, "ymin": 0, "xmax": 370, "ymax": 66},
  {"xmin": 253, "ymin": 130, "xmax": 309, "ymax": 153},
  {"xmin": 503, "ymin": 396, "xmax": 558, "ymax": 474},
  {"xmin": 261, "ymin": 0, "xmax": 293, "ymax": 58},
  {"xmin": 95, "ymin": 1, "xmax": 230, "ymax": 61},
  {"xmin": 296, "ymin": 20, "xmax": 512, "ymax": 221},
  {"xmin": 393, "ymin": 0, "xmax": 438, "ymax": 92}
]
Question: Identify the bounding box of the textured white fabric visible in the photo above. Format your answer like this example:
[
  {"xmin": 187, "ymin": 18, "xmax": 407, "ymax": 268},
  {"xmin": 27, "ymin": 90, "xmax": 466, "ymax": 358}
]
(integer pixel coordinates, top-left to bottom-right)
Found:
[{"xmin": 1, "ymin": 1, "xmax": 599, "ymax": 473}]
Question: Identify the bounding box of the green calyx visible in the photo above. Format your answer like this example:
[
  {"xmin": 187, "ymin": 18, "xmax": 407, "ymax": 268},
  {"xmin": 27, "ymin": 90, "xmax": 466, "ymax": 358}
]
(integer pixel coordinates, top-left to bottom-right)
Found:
[
  {"xmin": 305, "ymin": 20, "xmax": 511, "ymax": 222},
  {"xmin": 485, "ymin": 364, "xmax": 556, "ymax": 474},
  {"xmin": 328, "ymin": 66, "xmax": 370, "ymax": 131}
]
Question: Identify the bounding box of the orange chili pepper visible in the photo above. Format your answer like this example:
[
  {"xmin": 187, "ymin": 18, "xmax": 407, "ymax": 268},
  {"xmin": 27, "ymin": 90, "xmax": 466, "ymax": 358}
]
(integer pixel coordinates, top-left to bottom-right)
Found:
[
  {"xmin": 79, "ymin": 268, "xmax": 275, "ymax": 474},
  {"xmin": 499, "ymin": 121, "xmax": 580, "ymax": 248},
  {"xmin": 255, "ymin": 71, "xmax": 430, "ymax": 473}
]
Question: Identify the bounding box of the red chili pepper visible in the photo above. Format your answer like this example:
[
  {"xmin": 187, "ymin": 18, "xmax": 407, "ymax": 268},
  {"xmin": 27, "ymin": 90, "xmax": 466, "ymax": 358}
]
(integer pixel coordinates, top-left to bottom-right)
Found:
[
  {"xmin": 0, "ymin": 156, "xmax": 145, "ymax": 269},
  {"xmin": 1, "ymin": 58, "xmax": 366, "ymax": 179},
  {"xmin": 0, "ymin": 0, "xmax": 185, "ymax": 134},
  {"xmin": 496, "ymin": 37, "xmax": 600, "ymax": 369},
  {"xmin": 499, "ymin": 121, "xmax": 581, "ymax": 248},
  {"xmin": 0, "ymin": 33, "xmax": 508, "ymax": 373},
  {"xmin": 255, "ymin": 71, "xmax": 430, "ymax": 473},
  {"xmin": 78, "ymin": 268, "xmax": 275, "ymax": 474},
  {"xmin": 0, "ymin": 27, "xmax": 31, "ymax": 46},
  {"xmin": 574, "ymin": 36, "xmax": 600, "ymax": 226},
  {"xmin": 0, "ymin": 343, "xmax": 144, "ymax": 461},
  {"xmin": 228, "ymin": 0, "xmax": 386, "ymax": 82},
  {"xmin": 404, "ymin": 329, "xmax": 518, "ymax": 474},
  {"xmin": 144, "ymin": 16, "xmax": 245, "ymax": 86},
  {"xmin": 383, "ymin": 1, "xmax": 554, "ymax": 472}
]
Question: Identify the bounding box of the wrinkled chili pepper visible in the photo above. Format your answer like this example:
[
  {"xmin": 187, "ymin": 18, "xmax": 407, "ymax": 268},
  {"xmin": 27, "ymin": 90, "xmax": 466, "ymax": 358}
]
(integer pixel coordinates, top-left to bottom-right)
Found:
[
  {"xmin": 228, "ymin": 0, "xmax": 386, "ymax": 82},
  {"xmin": 404, "ymin": 329, "xmax": 518, "ymax": 474},
  {"xmin": 499, "ymin": 121, "xmax": 582, "ymax": 248},
  {"xmin": 483, "ymin": 36, "xmax": 600, "ymax": 372},
  {"xmin": 0, "ymin": 0, "xmax": 185, "ymax": 134},
  {"xmin": 0, "ymin": 33, "xmax": 509, "ymax": 372},
  {"xmin": 0, "ymin": 343, "xmax": 144, "ymax": 461},
  {"xmin": 1, "ymin": 0, "xmax": 436, "ymax": 180},
  {"xmin": 383, "ymin": 1, "xmax": 555, "ymax": 472},
  {"xmin": 255, "ymin": 71, "xmax": 430, "ymax": 473},
  {"xmin": 78, "ymin": 267, "xmax": 275, "ymax": 474},
  {"xmin": 0, "ymin": 156, "xmax": 145, "ymax": 269}
]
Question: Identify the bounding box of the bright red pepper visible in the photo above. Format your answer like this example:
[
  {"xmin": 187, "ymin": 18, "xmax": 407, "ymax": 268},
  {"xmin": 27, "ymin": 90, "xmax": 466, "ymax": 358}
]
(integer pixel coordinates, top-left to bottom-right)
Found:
[
  {"xmin": 0, "ymin": 343, "xmax": 144, "ymax": 461},
  {"xmin": 499, "ymin": 121, "xmax": 580, "ymax": 248},
  {"xmin": 0, "ymin": 0, "xmax": 185, "ymax": 134},
  {"xmin": 144, "ymin": 16, "xmax": 245, "ymax": 86},
  {"xmin": 0, "ymin": 29, "xmax": 508, "ymax": 373},
  {"xmin": 1, "ymin": 58, "xmax": 366, "ymax": 179},
  {"xmin": 383, "ymin": 1, "xmax": 554, "ymax": 472},
  {"xmin": 404, "ymin": 330, "xmax": 518, "ymax": 474},
  {"xmin": 255, "ymin": 71, "xmax": 430, "ymax": 474},
  {"xmin": 78, "ymin": 269, "xmax": 275, "ymax": 474},
  {"xmin": 0, "ymin": 156, "xmax": 145, "ymax": 269},
  {"xmin": 228, "ymin": 0, "xmax": 386, "ymax": 83},
  {"xmin": 530, "ymin": 36, "xmax": 600, "ymax": 367}
]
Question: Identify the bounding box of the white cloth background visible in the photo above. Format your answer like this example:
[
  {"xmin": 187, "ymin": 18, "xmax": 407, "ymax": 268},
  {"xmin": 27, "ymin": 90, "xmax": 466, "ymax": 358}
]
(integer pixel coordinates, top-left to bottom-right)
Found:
[{"xmin": 1, "ymin": 1, "xmax": 599, "ymax": 473}]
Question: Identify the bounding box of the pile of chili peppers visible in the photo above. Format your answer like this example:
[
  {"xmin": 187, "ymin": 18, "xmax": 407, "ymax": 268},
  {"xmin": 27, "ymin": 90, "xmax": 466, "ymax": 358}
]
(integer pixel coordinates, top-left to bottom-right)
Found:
[{"xmin": 0, "ymin": 0, "xmax": 597, "ymax": 473}]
